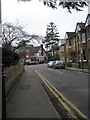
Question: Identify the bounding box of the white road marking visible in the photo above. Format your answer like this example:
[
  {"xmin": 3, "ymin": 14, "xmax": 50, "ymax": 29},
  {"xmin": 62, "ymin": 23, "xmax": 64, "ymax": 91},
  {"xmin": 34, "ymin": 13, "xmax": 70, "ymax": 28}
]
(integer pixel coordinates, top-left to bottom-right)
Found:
[{"xmin": 48, "ymin": 68, "xmax": 63, "ymax": 74}]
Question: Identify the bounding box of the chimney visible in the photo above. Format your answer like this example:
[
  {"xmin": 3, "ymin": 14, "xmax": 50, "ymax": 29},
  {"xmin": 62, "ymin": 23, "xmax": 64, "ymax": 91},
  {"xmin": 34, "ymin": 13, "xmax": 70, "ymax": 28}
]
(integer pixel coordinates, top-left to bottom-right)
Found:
[
  {"xmin": 30, "ymin": 44, "xmax": 33, "ymax": 47},
  {"xmin": 41, "ymin": 44, "xmax": 43, "ymax": 56}
]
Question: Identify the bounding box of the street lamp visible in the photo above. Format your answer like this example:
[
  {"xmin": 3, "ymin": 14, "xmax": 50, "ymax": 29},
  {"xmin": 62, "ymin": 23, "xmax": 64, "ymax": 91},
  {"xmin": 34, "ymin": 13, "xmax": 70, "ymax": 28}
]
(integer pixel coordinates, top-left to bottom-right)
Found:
[
  {"xmin": 81, "ymin": 47, "xmax": 83, "ymax": 71},
  {"xmin": 0, "ymin": 1, "xmax": 2, "ymax": 120}
]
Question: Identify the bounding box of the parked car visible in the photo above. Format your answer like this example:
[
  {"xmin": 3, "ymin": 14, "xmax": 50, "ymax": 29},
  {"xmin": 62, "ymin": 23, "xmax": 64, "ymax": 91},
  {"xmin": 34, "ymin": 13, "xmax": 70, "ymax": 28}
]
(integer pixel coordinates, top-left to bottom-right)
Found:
[
  {"xmin": 35, "ymin": 60, "xmax": 39, "ymax": 64},
  {"xmin": 30, "ymin": 61, "xmax": 36, "ymax": 65},
  {"xmin": 25, "ymin": 59, "xmax": 31, "ymax": 65},
  {"xmin": 47, "ymin": 61, "xmax": 55, "ymax": 68},
  {"xmin": 52, "ymin": 60, "xmax": 65, "ymax": 69}
]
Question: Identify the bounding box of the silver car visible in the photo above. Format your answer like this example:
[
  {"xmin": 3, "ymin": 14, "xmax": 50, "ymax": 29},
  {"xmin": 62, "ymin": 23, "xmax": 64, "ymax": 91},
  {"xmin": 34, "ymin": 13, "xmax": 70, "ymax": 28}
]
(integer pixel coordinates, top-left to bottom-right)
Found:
[
  {"xmin": 53, "ymin": 60, "xmax": 65, "ymax": 69},
  {"xmin": 47, "ymin": 61, "xmax": 55, "ymax": 68}
]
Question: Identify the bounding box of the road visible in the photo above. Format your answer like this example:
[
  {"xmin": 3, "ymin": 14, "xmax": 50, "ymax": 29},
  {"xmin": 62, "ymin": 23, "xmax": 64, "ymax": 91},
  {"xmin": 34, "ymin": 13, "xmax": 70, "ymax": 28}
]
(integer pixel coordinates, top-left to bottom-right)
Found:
[{"xmin": 26, "ymin": 64, "xmax": 88, "ymax": 118}]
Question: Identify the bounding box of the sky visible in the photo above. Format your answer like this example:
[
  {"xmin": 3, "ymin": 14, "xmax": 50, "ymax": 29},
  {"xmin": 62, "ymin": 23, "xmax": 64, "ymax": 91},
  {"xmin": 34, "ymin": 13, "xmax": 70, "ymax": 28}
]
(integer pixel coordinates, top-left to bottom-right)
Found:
[{"xmin": 2, "ymin": 0, "xmax": 88, "ymax": 40}]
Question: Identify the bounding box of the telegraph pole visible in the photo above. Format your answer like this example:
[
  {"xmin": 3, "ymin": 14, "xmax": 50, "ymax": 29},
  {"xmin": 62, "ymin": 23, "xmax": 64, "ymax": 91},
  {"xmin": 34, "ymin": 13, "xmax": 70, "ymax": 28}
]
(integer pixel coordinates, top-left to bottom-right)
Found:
[
  {"xmin": 0, "ymin": 0, "xmax": 2, "ymax": 120},
  {"xmin": 0, "ymin": 1, "xmax": 6, "ymax": 119}
]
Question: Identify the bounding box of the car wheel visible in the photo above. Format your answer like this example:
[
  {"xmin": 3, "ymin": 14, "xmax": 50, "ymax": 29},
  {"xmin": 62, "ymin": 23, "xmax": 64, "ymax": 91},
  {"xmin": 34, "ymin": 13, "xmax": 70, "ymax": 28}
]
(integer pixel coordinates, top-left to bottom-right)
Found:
[{"xmin": 53, "ymin": 66, "xmax": 56, "ymax": 69}]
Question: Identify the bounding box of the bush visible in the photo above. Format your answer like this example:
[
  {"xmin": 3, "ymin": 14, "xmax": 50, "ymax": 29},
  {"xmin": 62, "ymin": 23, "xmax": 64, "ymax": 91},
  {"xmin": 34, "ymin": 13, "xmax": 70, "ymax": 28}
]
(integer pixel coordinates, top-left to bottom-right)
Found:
[{"xmin": 2, "ymin": 47, "xmax": 20, "ymax": 67}]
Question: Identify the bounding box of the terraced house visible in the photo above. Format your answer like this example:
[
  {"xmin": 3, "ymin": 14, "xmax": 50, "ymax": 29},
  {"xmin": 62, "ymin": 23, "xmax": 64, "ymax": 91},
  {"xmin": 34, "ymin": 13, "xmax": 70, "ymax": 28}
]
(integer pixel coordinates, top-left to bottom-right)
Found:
[
  {"xmin": 85, "ymin": 14, "xmax": 90, "ymax": 63},
  {"xmin": 64, "ymin": 32, "xmax": 75, "ymax": 67},
  {"xmin": 60, "ymin": 14, "xmax": 90, "ymax": 69},
  {"xmin": 59, "ymin": 39, "xmax": 65, "ymax": 62}
]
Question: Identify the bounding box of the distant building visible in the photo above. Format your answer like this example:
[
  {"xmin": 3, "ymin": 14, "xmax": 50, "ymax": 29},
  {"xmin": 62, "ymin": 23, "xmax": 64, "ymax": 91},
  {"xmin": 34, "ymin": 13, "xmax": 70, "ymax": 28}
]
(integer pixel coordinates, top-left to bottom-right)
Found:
[
  {"xmin": 64, "ymin": 32, "xmax": 75, "ymax": 66},
  {"xmin": 17, "ymin": 44, "xmax": 47, "ymax": 63},
  {"xmin": 85, "ymin": 14, "xmax": 90, "ymax": 62},
  {"xmin": 59, "ymin": 39, "xmax": 65, "ymax": 62},
  {"xmin": 59, "ymin": 39, "xmax": 65, "ymax": 45}
]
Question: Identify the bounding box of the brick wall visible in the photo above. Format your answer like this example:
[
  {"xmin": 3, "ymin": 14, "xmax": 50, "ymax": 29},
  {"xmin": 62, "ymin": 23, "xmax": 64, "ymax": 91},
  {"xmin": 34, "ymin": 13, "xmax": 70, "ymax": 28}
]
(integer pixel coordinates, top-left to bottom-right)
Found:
[{"xmin": 4, "ymin": 64, "xmax": 24, "ymax": 98}]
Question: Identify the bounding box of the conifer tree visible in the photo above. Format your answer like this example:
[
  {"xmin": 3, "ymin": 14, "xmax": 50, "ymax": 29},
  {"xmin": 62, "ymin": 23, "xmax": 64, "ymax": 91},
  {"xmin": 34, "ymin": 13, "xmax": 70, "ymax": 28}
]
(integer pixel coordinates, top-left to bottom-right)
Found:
[{"xmin": 43, "ymin": 22, "xmax": 60, "ymax": 60}]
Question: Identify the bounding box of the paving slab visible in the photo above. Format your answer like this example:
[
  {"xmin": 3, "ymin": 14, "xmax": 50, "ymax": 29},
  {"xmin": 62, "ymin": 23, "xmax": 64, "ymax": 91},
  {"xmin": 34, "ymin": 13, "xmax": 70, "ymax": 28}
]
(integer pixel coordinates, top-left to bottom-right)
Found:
[{"xmin": 6, "ymin": 68, "xmax": 60, "ymax": 118}]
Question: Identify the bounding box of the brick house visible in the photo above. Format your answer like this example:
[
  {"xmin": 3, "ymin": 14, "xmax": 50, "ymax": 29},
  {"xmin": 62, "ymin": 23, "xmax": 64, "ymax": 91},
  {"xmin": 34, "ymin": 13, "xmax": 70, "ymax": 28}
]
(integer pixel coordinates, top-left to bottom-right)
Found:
[
  {"xmin": 63, "ymin": 14, "xmax": 90, "ymax": 69},
  {"xmin": 64, "ymin": 32, "xmax": 75, "ymax": 66},
  {"xmin": 85, "ymin": 14, "xmax": 90, "ymax": 64},
  {"xmin": 16, "ymin": 44, "xmax": 47, "ymax": 63},
  {"xmin": 75, "ymin": 22, "xmax": 86, "ymax": 68},
  {"xmin": 59, "ymin": 44, "xmax": 65, "ymax": 62},
  {"xmin": 59, "ymin": 39, "xmax": 65, "ymax": 62}
]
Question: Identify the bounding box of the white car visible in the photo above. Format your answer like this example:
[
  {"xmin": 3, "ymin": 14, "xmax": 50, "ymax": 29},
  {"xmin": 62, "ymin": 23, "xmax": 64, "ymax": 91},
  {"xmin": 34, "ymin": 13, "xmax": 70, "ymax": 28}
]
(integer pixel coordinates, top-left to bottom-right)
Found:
[
  {"xmin": 47, "ymin": 61, "xmax": 55, "ymax": 68},
  {"xmin": 25, "ymin": 59, "xmax": 31, "ymax": 65}
]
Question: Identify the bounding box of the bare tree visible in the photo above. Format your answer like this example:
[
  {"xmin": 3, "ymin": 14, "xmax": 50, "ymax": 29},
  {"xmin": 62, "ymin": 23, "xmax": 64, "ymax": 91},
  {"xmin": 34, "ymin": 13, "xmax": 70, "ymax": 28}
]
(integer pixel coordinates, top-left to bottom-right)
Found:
[
  {"xmin": 2, "ymin": 22, "xmax": 45, "ymax": 67},
  {"xmin": 2, "ymin": 23, "xmax": 25, "ymax": 48},
  {"xmin": 2, "ymin": 22, "xmax": 45, "ymax": 51}
]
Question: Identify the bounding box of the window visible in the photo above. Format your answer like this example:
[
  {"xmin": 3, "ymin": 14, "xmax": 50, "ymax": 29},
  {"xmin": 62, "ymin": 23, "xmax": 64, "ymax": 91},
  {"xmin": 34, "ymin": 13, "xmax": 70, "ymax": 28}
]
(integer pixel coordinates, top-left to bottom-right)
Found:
[
  {"xmin": 78, "ymin": 33, "xmax": 80, "ymax": 43},
  {"xmin": 69, "ymin": 41, "xmax": 71, "ymax": 46},
  {"xmin": 61, "ymin": 46, "xmax": 64, "ymax": 51},
  {"xmin": 82, "ymin": 33, "xmax": 85, "ymax": 43},
  {"xmin": 60, "ymin": 57, "xmax": 64, "ymax": 61}
]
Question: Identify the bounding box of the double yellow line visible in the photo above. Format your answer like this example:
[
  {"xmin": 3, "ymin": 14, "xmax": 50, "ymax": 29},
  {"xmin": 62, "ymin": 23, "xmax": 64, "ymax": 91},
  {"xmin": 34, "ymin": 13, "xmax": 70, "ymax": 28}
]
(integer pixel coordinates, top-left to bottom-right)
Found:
[{"xmin": 35, "ymin": 70, "xmax": 88, "ymax": 119}]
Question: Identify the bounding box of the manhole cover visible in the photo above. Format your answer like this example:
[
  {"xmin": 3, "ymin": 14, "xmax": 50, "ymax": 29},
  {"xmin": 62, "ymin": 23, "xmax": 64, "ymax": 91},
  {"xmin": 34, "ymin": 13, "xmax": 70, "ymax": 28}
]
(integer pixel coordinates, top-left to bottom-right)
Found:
[{"xmin": 19, "ymin": 85, "xmax": 30, "ymax": 89}]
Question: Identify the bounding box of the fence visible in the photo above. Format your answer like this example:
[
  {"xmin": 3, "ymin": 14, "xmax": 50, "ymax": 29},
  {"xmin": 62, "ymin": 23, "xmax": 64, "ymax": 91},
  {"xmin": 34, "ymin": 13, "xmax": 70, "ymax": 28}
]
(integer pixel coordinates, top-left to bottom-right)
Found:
[{"xmin": 4, "ymin": 64, "xmax": 24, "ymax": 98}]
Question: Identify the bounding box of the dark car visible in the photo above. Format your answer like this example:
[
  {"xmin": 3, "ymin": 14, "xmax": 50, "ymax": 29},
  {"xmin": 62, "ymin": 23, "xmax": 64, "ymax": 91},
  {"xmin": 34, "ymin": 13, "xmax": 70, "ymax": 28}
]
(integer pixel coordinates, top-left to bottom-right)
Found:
[
  {"xmin": 30, "ymin": 61, "xmax": 36, "ymax": 65},
  {"xmin": 53, "ymin": 60, "xmax": 65, "ymax": 69}
]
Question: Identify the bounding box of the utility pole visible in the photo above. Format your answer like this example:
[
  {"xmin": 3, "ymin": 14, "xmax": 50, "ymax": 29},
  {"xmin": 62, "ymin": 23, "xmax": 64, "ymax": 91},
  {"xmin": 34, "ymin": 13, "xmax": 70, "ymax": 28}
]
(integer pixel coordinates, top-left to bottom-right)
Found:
[
  {"xmin": 0, "ymin": 1, "xmax": 6, "ymax": 119},
  {"xmin": 81, "ymin": 47, "xmax": 83, "ymax": 71},
  {"xmin": 0, "ymin": 0, "xmax": 2, "ymax": 120}
]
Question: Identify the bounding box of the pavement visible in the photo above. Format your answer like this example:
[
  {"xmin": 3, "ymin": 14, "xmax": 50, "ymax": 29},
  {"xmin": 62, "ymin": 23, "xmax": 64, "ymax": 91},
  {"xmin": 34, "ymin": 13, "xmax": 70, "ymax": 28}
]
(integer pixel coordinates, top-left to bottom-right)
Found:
[
  {"xmin": 66, "ymin": 67, "xmax": 88, "ymax": 73},
  {"xmin": 6, "ymin": 67, "xmax": 60, "ymax": 118}
]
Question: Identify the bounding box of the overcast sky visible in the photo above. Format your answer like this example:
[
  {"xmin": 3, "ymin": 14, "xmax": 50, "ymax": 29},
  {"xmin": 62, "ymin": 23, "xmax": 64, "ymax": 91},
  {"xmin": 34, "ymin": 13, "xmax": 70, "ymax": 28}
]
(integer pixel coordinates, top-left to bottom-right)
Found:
[{"xmin": 2, "ymin": 0, "xmax": 88, "ymax": 39}]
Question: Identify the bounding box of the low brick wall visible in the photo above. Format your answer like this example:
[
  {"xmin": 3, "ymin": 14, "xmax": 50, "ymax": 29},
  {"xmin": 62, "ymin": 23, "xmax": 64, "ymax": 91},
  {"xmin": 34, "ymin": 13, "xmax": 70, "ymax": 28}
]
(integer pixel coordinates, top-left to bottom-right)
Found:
[
  {"xmin": 71, "ymin": 63, "xmax": 79, "ymax": 68},
  {"xmin": 71, "ymin": 62, "xmax": 88, "ymax": 69},
  {"xmin": 4, "ymin": 64, "xmax": 24, "ymax": 98}
]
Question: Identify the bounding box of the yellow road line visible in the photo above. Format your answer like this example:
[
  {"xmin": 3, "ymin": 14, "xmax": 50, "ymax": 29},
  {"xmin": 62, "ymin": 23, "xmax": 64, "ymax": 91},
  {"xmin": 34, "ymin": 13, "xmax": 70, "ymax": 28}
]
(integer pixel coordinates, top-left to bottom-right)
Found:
[
  {"xmin": 35, "ymin": 70, "xmax": 77, "ymax": 118},
  {"xmin": 35, "ymin": 70, "xmax": 88, "ymax": 119}
]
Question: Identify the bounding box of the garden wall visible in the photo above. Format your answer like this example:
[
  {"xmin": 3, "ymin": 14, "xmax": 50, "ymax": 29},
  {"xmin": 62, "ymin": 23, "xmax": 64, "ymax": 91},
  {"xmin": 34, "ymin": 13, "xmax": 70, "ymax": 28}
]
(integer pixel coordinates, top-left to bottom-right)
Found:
[{"xmin": 4, "ymin": 64, "xmax": 24, "ymax": 98}]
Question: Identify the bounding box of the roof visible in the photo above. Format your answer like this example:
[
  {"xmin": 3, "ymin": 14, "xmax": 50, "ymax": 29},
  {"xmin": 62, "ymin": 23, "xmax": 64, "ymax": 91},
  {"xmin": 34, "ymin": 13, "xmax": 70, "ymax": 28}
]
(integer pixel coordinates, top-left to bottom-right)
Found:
[
  {"xmin": 18, "ymin": 45, "xmax": 41, "ymax": 55},
  {"xmin": 66, "ymin": 32, "xmax": 75, "ymax": 38},
  {"xmin": 75, "ymin": 22, "xmax": 85, "ymax": 33},
  {"xmin": 85, "ymin": 14, "xmax": 90, "ymax": 27},
  {"xmin": 77, "ymin": 23, "xmax": 85, "ymax": 29},
  {"xmin": 27, "ymin": 46, "xmax": 41, "ymax": 55}
]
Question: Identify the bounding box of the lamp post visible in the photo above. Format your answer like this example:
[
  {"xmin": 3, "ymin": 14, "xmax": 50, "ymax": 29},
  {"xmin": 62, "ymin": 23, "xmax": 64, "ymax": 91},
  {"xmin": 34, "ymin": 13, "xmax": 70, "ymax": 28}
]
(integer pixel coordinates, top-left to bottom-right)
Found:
[
  {"xmin": 0, "ymin": 1, "xmax": 3, "ymax": 120},
  {"xmin": 2, "ymin": 65, "xmax": 6, "ymax": 120},
  {"xmin": 81, "ymin": 47, "xmax": 83, "ymax": 71}
]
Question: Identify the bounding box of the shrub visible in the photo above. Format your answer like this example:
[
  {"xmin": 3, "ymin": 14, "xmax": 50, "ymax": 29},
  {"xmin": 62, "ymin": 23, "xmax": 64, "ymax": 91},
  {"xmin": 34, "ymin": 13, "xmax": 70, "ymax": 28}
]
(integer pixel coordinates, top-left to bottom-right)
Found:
[{"xmin": 2, "ymin": 47, "xmax": 20, "ymax": 67}]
